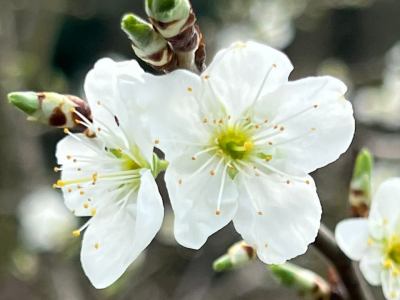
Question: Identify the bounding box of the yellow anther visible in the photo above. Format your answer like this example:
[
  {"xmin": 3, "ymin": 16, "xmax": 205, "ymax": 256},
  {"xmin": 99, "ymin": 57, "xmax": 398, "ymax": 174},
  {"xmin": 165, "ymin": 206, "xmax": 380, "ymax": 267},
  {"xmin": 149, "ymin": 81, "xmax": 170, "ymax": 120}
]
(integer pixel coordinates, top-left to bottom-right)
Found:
[
  {"xmin": 311, "ymin": 127, "xmax": 316, "ymax": 131},
  {"xmin": 266, "ymin": 157, "xmax": 271, "ymax": 162},
  {"xmin": 384, "ymin": 259, "xmax": 392, "ymax": 268},
  {"xmin": 179, "ymin": 179, "xmax": 182, "ymax": 185},
  {"xmin": 258, "ymin": 211, "xmax": 263, "ymax": 215},
  {"xmin": 57, "ymin": 180, "xmax": 64, "ymax": 187},
  {"xmin": 84, "ymin": 203, "xmax": 89, "ymax": 209},
  {"xmin": 384, "ymin": 218, "xmax": 388, "ymax": 225},
  {"xmin": 54, "ymin": 167, "xmax": 59, "ymax": 172},
  {"xmin": 52, "ymin": 184, "xmax": 57, "ymax": 189},
  {"xmin": 70, "ymin": 107, "xmax": 76, "ymax": 113},
  {"xmin": 391, "ymin": 291, "xmax": 396, "ymax": 298},
  {"xmin": 73, "ymin": 159, "xmax": 77, "ymax": 163},
  {"xmin": 77, "ymin": 168, "xmax": 81, "ymax": 171},
  {"xmin": 274, "ymin": 125, "xmax": 278, "ymax": 129},
  {"xmin": 75, "ymin": 119, "xmax": 81, "ymax": 124},
  {"xmin": 286, "ymin": 180, "xmax": 291, "ymax": 185},
  {"xmin": 244, "ymin": 141, "xmax": 254, "ymax": 151},
  {"xmin": 72, "ymin": 210, "xmax": 76, "ymax": 214},
  {"xmin": 77, "ymin": 185, "xmax": 82, "ymax": 189},
  {"xmin": 73, "ymin": 231, "xmax": 80, "ymax": 237},
  {"xmin": 273, "ymin": 63, "xmax": 277, "ymax": 68},
  {"xmin": 280, "ymin": 126, "xmax": 285, "ymax": 131},
  {"xmin": 216, "ymin": 210, "xmax": 220, "ymax": 215},
  {"xmin": 191, "ymin": 157, "xmax": 196, "ymax": 161},
  {"xmin": 210, "ymin": 170, "xmax": 215, "ymax": 176},
  {"xmin": 306, "ymin": 180, "xmax": 310, "ymax": 185},
  {"xmin": 80, "ymin": 191, "xmax": 85, "ymax": 195},
  {"xmin": 155, "ymin": 140, "xmax": 159, "ymax": 145},
  {"xmin": 95, "ymin": 243, "xmax": 99, "ymax": 249},
  {"xmin": 219, "ymin": 119, "xmax": 223, "ymax": 124},
  {"xmin": 63, "ymin": 128, "xmax": 69, "ymax": 134},
  {"xmin": 188, "ymin": 87, "xmax": 193, "ymax": 92},
  {"xmin": 88, "ymin": 198, "xmax": 91, "ymax": 202},
  {"xmin": 68, "ymin": 189, "xmax": 72, "ymax": 193},
  {"xmin": 204, "ymin": 75, "xmax": 210, "ymax": 79},
  {"xmin": 117, "ymin": 148, "xmax": 122, "ymax": 153},
  {"xmin": 264, "ymin": 243, "xmax": 268, "ymax": 248},
  {"xmin": 394, "ymin": 269, "xmax": 400, "ymax": 276},
  {"xmin": 203, "ymin": 118, "xmax": 208, "ymax": 123},
  {"xmin": 67, "ymin": 155, "xmax": 71, "ymax": 160},
  {"xmin": 367, "ymin": 238, "xmax": 373, "ymax": 246},
  {"xmin": 97, "ymin": 101, "xmax": 101, "ymax": 105},
  {"xmin": 92, "ymin": 173, "xmax": 98, "ymax": 181},
  {"xmin": 255, "ymin": 124, "xmax": 259, "ymax": 129},
  {"xmin": 91, "ymin": 209, "xmax": 96, "ymax": 216}
]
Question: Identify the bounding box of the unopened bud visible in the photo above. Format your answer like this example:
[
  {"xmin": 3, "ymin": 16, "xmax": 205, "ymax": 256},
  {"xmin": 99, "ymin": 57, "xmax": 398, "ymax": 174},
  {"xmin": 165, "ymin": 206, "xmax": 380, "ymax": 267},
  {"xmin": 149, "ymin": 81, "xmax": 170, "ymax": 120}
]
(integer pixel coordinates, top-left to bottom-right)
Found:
[
  {"xmin": 270, "ymin": 263, "xmax": 331, "ymax": 300},
  {"xmin": 213, "ymin": 241, "xmax": 256, "ymax": 272},
  {"xmin": 8, "ymin": 92, "xmax": 92, "ymax": 132},
  {"xmin": 349, "ymin": 149, "xmax": 373, "ymax": 218},
  {"xmin": 121, "ymin": 14, "xmax": 178, "ymax": 72}
]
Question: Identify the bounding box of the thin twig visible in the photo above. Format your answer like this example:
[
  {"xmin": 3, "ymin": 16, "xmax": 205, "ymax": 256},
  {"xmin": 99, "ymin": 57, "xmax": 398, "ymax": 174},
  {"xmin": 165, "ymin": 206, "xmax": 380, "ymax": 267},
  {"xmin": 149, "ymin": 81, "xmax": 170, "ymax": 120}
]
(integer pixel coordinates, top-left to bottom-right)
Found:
[{"xmin": 313, "ymin": 224, "xmax": 375, "ymax": 300}]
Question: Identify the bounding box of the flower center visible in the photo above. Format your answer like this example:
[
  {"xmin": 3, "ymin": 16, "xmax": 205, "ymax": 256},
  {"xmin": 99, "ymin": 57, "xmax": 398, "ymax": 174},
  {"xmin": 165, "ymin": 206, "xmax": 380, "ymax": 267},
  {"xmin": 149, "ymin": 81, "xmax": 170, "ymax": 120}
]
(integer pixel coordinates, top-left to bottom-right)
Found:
[
  {"xmin": 389, "ymin": 243, "xmax": 400, "ymax": 264},
  {"xmin": 217, "ymin": 127, "xmax": 253, "ymax": 160}
]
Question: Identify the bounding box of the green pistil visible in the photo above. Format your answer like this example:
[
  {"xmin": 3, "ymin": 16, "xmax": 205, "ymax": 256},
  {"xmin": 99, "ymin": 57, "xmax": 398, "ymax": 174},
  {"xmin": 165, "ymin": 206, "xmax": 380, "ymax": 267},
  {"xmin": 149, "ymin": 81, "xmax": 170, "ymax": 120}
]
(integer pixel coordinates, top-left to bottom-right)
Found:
[{"xmin": 218, "ymin": 127, "xmax": 253, "ymax": 160}]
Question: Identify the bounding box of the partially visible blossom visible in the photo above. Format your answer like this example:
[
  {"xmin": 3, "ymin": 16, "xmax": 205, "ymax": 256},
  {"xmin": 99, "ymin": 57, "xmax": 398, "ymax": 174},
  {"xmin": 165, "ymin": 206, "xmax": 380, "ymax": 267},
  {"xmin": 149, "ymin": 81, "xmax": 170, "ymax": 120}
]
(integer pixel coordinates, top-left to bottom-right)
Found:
[
  {"xmin": 17, "ymin": 187, "xmax": 77, "ymax": 253},
  {"xmin": 54, "ymin": 58, "xmax": 165, "ymax": 289},
  {"xmin": 335, "ymin": 178, "xmax": 400, "ymax": 300},
  {"xmin": 124, "ymin": 41, "xmax": 355, "ymax": 264}
]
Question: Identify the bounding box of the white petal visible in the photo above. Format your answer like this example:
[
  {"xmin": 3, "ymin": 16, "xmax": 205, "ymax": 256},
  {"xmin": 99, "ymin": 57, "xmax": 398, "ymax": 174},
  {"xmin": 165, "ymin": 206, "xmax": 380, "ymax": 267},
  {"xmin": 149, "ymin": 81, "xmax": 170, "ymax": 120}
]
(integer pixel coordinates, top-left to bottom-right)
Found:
[
  {"xmin": 233, "ymin": 173, "xmax": 321, "ymax": 264},
  {"xmin": 125, "ymin": 70, "xmax": 210, "ymax": 161},
  {"xmin": 204, "ymin": 41, "xmax": 293, "ymax": 119},
  {"xmin": 84, "ymin": 58, "xmax": 153, "ymax": 165},
  {"xmin": 81, "ymin": 170, "xmax": 163, "ymax": 289},
  {"xmin": 335, "ymin": 218, "xmax": 369, "ymax": 261},
  {"xmin": 369, "ymin": 178, "xmax": 400, "ymax": 234},
  {"xmin": 254, "ymin": 76, "xmax": 354, "ymax": 173},
  {"xmin": 165, "ymin": 147, "xmax": 239, "ymax": 249},
  {"xmin": 382, "ymin": 268, "xmax": 400, "ymax": 300},
  {"xmin": 359, "ymin": 245, "xmax": 384, "ymax": 286}
]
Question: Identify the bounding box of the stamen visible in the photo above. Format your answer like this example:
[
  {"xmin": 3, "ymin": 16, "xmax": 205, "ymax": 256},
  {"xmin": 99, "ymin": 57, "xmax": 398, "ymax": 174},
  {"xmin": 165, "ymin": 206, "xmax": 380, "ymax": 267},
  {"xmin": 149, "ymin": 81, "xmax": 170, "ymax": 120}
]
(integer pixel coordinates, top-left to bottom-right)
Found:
[
  {"xmin": 73, "ymin": 231, "xmax": 80, "ymax": 237},
  {"xmin": 192, "ymin": 146, "xmax": 219, "ymax": 160},
  {"xmin": 95, "ymin": 243, "xmax": 99, "ymax": 249},
  {"xmin": 91, "ymin": 209, "xmax": 96, "ymax": 216},
  {"xmin": 216, "ymin": 160, "xmax": 230, "ymax": 215}
]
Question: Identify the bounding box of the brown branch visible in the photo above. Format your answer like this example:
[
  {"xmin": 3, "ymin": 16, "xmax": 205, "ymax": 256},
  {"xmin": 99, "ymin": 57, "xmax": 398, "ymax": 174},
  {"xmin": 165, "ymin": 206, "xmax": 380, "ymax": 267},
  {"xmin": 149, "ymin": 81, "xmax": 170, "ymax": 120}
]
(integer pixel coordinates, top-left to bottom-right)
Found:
[{"xmin": 313, "ymin": 224, "xmax": 375, "ymax": 300}]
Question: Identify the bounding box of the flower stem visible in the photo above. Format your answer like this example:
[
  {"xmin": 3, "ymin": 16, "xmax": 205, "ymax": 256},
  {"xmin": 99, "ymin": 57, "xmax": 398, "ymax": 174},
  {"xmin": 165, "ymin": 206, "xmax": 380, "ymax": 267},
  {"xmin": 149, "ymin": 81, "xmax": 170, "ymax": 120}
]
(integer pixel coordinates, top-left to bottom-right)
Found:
[{"xmin": 313, "ymin": 223, "xmax": 375, "ymax": 300}]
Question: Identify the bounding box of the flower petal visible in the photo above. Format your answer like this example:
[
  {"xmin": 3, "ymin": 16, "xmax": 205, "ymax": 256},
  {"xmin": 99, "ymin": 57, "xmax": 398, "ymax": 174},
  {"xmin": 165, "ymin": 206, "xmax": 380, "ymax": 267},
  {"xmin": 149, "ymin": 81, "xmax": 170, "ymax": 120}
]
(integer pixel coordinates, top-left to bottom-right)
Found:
[
  {"xmin": 165, "ymin": 147, "xmax": 239, "ymax": 249},
  {"xmin": 233, "ymin": 173, "xmax": 321, "ymax": 264},
  {"xmin": 204, "ymin": 41, "xmax": 293, "ymax": 119},
  {"xmin": 369, "ymin": 178, "xmax": 400, "ymax": 235},
  {"xmin": 335, "ymin": 218, "xmax": 369, "ymax": 261},
  {"xmin": 382, "ymin": 268, "xmax": 400, "ymax": 300},
  {"xmin": 254, "ymin": 76, "xmax": 354, "ymax": 173},
  {"xmin": 124, "ymin": 70, "xmax": 210, "ymax": 161},
  {"xmin": 81, "ymin": 170, "xmax": 163, "ymax": 289},
  {"xmin": 359, "ymin": 245, "xmax": 384, "ymax": 286}
]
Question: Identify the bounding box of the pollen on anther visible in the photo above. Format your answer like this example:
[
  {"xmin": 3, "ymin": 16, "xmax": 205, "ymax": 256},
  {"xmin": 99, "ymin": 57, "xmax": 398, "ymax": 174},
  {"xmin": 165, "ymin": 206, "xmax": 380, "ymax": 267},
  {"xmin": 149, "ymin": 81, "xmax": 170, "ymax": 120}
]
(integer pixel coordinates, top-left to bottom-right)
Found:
[
  {"xmin": 188, "ymin": 87, "xmax": 193, "ymax": 92},
  {"xmin": 216, "ymin": 210, "xmax": 220, "ymax": 215},
  {"xmin": 73, "ymin": 159, "xmax": 77, "ymax": 163},
  {"xmin": 57, "ymin": 180, "xmax": 64, "ymax": 187},
  {"xmin": 255, "ymin": 124, "xmax": 260, "ymax": 129},
  {"xmin": 77, "ymin": 168, "xmax": 81, "ymax": 171},
  {"xmin": 384, "ymin": 259, "xmax": 392, "ymax": 268},
  {"xmin": 70, "ymin": 107, "xmax": 76, "ymax": 113},
  {"xmin": 54, "ymin": 167, "xmax": 59, "ymax": 172},
  {"xmin": 179, "ymin": 179, "xmax": 182, "ymax": 185},
  {"xmin": 52, "ymin": 184, "xmax": 57, "ymax": 189},
  {"xmin": 219, "ymin": 119, "xmax": 223, "ymax": 124},
  {"xmin": 311, "ymin": 127, "xmax": 316, "ymax": 131},
  {"xmin": 205, "ymin": 75, "xmax": 210, "ymax": 79},
  {"xmin": 155, "ymin": 140, "xmax": 159, "ymax": 145},
  {"xmin": 274, "ymin": 125, "xmax": 278, "ymax": 129},
  {"xmin": 390, "ymin": 292, "xmax": 396, "ymax": 298},
  {"xmin": 258, "ymin": 211, "xmax": 263, "ymax": 215},
  {"xmin": 191, "ymin": 157, "xmax": 196, "ymax": 161},
  {"xmin": 244, "ymin": 141, "xmax": 254, "ymax": 150},
  {"xmin": 203, "ymin": 118, "xmax": 208, "ymax": 123},
  {"xmin": 92, "ymin": 173, "xmax": 98, "ymax": 181},
  {"xmin": 72, "ymin": 210, "xmax": 76, "ymax": 215},
  {"xmin": 210, "ymin": 170, "xmax": 215, "ymax": 176},
  {"xmin": 75, "ymin": 120, "xmax": 80, "ymax": 124},
  {"xmin": 63, "ymin": 128, "xmax": 69, "ymax": 134},
  {"xmin": 97, "ymin": 101, "xmax": 101, "ymax": 105},
  {"xmin": 80, "ymin": 191, "xmax": 85, "ymax": 195},
  {"xmin": 84, "ymin": 203, "xmax": 89, "ymax": 209},
  {"xmin": 117, "ymin": 148, "xmax": 122, "ymax": 153},
  {"xmin": 286, "ymin": 180, "xmax": 291, "ymax": 184},
  {"xmin": 91, "ymin": 209, "xmax": 97, "ymax": 216},
  {"xmin": 266, "ymin": 157, "xmax": 271, "ymax": 162},
  {"xmin": 314, "ymin": 105, "xmax": 318, "ymax": 108},
  {"xmin": 306, "ymin": 180, "xmax": 310, "ymax": 185},
  {"xmin": 67, "ymin": 155, "xmax": 71, "ymax": 160},
  {"xmin": 264, "ymin": 243, "xmax": 268, "ymax": 248},
  {"xmin": 95, "ymin": 243, "xmax": 99, "ymax": 249},
  {"xmin": 73, "ymin": 231, "xmax": 80, "ymax": 237},
  {"xmin": 68, "ymin": 189, "xmax": 72, "ymax": 193},
  {"xmin": 280, "ymin": 126, "xmax": 285, "ymax": 131}
]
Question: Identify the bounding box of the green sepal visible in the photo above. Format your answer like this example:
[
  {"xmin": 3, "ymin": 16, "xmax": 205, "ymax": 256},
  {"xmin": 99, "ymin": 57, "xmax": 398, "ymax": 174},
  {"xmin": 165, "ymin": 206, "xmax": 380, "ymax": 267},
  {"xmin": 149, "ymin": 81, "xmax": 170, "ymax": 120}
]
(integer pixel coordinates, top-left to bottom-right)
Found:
[{"xmin": 8, "ymin": 92, "xmax": 39, "ymax": 115}]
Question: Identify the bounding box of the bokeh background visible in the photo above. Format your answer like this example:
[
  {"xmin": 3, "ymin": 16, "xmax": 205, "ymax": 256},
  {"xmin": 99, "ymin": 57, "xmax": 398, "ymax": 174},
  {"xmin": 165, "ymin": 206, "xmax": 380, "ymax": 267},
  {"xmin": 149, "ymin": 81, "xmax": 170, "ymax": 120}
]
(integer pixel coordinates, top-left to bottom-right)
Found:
[{"xmin": 1, "ymin": 0, "xmax": 400, "ymax": 299}]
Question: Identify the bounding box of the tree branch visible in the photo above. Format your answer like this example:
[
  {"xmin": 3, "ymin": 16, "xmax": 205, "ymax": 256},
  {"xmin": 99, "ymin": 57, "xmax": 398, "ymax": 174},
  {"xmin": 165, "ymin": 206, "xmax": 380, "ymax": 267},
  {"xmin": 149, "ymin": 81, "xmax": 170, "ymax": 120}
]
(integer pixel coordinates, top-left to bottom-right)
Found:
[{"xmin": 313, "ymin": 223, "xmax": 375, "ymax": 300}]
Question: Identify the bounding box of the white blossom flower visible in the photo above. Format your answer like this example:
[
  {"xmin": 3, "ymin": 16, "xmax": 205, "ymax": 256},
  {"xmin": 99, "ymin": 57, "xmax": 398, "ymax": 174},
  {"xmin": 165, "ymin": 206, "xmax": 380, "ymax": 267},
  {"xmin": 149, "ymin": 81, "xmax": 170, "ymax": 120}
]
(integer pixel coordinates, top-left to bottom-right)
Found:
[
  {"xmin": 336, "ymin": 178, "xmax": 400, "ymax": 300},
  {"xmin": 54, "ymin": 58, "xmax": 164, "ymax": 289},
  {"xmin": 122, "ymin": 41, "xmax": 355, "ymax": 264},
  {"xmin": 17, "ymin": 187, "xmax": 77, "ymax": 253}
]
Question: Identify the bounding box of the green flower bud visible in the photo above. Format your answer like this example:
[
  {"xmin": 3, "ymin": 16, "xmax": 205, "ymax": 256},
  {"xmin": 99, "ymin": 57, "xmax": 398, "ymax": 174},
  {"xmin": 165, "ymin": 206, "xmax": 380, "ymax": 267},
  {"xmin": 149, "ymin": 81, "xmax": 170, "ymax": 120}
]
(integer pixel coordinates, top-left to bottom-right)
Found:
[
  {"xmin": 145, "ymin": 0, "xmax": 190, "ymax": 26},
  {"xmin": 213, "ymin": 241, "xmax": 255, "ymax": 272},
  {"xmin": 8, "ymin": 92, "xmax": 92, "ymax": 131},
  {"xmin": 349, "ymin": 149, "xmax": 374, "ymax": 218},
  {"xmin": 270, "ymin": 263, "xmax": 330, "ymax": 300}
]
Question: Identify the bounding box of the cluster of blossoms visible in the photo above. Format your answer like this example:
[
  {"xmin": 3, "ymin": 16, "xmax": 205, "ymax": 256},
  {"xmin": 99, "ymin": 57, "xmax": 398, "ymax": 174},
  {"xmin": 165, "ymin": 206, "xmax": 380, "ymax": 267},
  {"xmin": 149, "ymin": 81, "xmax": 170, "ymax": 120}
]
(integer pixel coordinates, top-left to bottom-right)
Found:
[{"xmin": 48, "ymin": 41, "xmax": 355, "ymax": 288}]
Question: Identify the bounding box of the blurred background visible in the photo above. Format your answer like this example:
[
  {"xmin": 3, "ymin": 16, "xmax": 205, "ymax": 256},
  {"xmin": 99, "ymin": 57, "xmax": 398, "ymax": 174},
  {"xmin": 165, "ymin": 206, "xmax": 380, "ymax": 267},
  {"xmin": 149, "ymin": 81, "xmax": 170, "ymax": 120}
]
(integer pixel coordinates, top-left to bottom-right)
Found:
[{"xmin": 1, "ymin": 0, "xmax": 400, "ymax": 299}]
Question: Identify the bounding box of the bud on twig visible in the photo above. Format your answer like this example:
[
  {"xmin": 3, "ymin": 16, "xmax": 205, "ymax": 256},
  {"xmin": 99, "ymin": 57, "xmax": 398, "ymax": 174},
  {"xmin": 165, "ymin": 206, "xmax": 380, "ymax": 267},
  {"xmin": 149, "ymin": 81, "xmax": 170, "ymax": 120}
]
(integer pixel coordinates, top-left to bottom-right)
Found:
[
  {"xmin": 270, "ymin": 263, "xmax": 331, "ymax": 300},
  {"xmin": 145, "ymin": 0, "xmax": 205, "ymax": 73},
  {"xmin": 121, "ymin": 14, "xmax": 178, "ymax": 72},
  {"xmin": 8, "ymin": 92, "xmax": 93, "ymax": 134},
  {"xmin": 213, "ymin": 241, "xmax": 256, "ymax": 272},
  {"xmin": 349, "ymin": 149, "xmax": 373, "ymax": 218}
]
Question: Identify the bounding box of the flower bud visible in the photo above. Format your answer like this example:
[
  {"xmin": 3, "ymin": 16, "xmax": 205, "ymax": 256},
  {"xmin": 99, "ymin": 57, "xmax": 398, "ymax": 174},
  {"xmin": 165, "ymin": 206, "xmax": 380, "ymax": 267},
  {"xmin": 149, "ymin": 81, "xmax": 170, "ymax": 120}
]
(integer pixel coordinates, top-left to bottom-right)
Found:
[
  {"xmin": 8, "ymin": 92, "xmax": 92, "ymax": 132},
  {"xmin": 121, "ymin": 14, "xmax": 178, "ymax": 72},
  {"xmin": 213, "ymin": 241, "xmax": 256, "ymax": 272},
  {"xmin": 349, "ymin": 149, "xmax": 373, "ymax": 218},
  {"xmin": 270, "ymin": 263, "xmax": 331, "ymax": 300}
]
